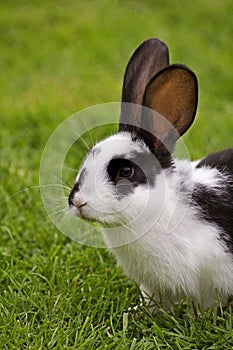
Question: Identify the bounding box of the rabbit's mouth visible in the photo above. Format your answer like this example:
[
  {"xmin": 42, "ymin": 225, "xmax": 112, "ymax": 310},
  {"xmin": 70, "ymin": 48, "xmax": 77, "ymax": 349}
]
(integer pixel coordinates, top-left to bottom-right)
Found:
[
  {"xmin": 69, "ymin": 205, "xmax": 121, "ymax": 228},
  {"xmin": 69, "ymin": 200, "xmax": 89, "ymax": 219},
  {"xmin": 69, "ymin": 201, "xmax": 126, "ymax": 228},
  {"xmin": 68, "ymin": 197, "xmax": 100, "ymax": 223}
]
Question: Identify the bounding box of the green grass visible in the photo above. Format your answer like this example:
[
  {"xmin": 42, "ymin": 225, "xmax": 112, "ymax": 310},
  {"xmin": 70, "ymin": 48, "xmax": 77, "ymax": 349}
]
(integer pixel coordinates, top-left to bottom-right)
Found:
[{"xmin": 1, "ymin": 0, "xmax": 233, "ymax": 348}]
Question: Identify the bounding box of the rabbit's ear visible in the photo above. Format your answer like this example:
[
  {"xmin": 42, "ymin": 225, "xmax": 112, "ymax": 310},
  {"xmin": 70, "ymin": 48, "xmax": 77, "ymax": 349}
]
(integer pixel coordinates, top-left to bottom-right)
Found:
[
  {"xmin": 119, "ymin": 38, "xmax": 169, "ymax": 133},
  {"xmin": 140, "ymin": 64, "xmax": 198, "ymax": 152}
]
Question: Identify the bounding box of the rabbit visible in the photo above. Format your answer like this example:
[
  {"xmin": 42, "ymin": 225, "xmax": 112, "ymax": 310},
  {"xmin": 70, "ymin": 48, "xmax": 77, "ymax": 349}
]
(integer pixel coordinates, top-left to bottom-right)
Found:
[{"xmin": 68, "ymin": 38, "xmax": 233, "ymax": 311}]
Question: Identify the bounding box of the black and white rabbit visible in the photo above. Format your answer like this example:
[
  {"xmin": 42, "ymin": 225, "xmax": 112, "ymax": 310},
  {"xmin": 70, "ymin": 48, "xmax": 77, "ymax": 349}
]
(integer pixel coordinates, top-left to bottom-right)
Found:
[{"xmin": 69, "ymin": 38, "xmax": 233, "ymax": 310}]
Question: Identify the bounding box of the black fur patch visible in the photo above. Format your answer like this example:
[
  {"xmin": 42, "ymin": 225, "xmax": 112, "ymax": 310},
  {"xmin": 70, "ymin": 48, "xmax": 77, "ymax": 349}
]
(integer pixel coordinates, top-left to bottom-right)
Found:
[
  {"xmin": 107, "ymin": 158, "xmax": 147, "ymax": 197},
  {"xmin": 196, "ymin": 148, "xmax": 233, "ymax": 174},
  {"xmin": 68, "ymin": 168, "xmax": 86, "ymax": 206},
  {"xmin": 68, "ymin": 181, "xmax": 79, "ymax": 206},
  {"xmin": 192, "ymin": 153, "xmax": 233, "ymax": 251},
  {"xmin": 107, "ymin": 151, "xmax": 161, "ymax": 197},
  {"xmin": 131, "ymin": 131, "xmax": 174, "ymax": 170}
]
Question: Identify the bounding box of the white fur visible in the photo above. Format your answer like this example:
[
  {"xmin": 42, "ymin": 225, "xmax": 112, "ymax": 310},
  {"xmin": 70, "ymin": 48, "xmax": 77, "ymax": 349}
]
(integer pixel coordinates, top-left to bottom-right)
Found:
[{"xmin": 73, "ymin": 132, "xmax": 233, "ymax": 309}]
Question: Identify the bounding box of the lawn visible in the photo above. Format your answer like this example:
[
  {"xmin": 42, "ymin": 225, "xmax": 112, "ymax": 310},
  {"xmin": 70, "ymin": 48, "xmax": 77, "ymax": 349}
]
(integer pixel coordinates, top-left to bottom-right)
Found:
[{"xmin": 1, "ymin": 0, "xmax": 233, "ymax": 348}]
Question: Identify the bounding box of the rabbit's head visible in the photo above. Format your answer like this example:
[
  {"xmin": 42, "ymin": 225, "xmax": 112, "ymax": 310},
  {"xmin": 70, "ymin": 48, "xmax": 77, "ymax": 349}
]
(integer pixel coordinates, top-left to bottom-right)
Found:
[{"xmin": 68, "ymin": 38, "xmax": 198, "ymax": 227}]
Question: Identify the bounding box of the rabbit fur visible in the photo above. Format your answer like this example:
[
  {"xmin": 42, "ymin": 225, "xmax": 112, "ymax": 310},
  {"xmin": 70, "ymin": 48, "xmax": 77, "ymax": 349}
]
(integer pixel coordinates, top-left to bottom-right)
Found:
[{"xmin": 69, "ymin": 38, "xmax": 233, "ymax": 310}]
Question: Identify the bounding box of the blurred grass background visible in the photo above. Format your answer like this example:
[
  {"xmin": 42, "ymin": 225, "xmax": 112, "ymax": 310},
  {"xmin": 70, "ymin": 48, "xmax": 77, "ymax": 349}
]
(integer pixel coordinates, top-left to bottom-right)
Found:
[{"xmin": 0, "ymin": 0, "xmax": 233, "ymax": 348}]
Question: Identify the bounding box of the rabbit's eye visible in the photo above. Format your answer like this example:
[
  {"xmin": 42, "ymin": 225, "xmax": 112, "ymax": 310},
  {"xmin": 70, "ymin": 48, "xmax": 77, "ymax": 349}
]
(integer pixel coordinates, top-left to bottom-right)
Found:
[{"xmin": 118, "ymin": 166, "xmax": 134, "ymax": 179}]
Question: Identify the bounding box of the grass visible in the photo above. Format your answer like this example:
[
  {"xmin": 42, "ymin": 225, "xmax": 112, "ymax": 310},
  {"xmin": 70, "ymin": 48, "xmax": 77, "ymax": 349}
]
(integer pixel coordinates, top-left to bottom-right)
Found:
[{"xmin": 1, "ymin": 0, "xmax": 233, "ymax": 348}]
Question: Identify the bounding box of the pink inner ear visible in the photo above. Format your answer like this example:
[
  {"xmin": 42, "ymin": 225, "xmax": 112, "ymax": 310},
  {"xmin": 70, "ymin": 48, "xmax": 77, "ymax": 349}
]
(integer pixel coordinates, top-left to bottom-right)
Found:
[{"xmin": 143, "ymin": 65, "xmax": 198, "ymax": 141}]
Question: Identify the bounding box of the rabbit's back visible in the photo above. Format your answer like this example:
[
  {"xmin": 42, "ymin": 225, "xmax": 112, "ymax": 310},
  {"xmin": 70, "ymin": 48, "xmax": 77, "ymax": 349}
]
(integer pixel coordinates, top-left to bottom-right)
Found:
[{"xmin": 192, "ymin": 148, "xmax": 233, "ymax": 251}]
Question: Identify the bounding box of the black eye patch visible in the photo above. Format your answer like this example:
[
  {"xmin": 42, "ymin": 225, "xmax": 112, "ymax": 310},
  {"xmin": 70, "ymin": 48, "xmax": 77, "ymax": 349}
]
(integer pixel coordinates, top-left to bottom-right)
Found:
[
  {"xmin": 107, "ymin": 152, "xmax": 161, "ymax": 197},
  {"xmin": 107, "ymin": 158, "xmax": 147, "ymax": 187},
  {"xmin": 107, "ymin": 158, "xmax": 147, "ymax": 197}
]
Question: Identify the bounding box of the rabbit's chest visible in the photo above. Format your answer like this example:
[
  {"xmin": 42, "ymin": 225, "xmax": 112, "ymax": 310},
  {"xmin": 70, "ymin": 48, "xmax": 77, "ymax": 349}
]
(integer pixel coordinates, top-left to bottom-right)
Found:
[
  {"xmin": 111, "ymin": 232, "xmax": 191, "ymax": 293},
  {"xmin": 109, "ymin": 221, "xmax": 233, "ymax": 306}
]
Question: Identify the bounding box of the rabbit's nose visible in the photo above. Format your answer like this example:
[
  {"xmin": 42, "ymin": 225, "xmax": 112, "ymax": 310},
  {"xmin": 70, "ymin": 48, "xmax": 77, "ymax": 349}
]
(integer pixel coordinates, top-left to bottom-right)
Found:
[{"xmin": 68, "ymin": 182, "xmax": 80, "ymax": 206}]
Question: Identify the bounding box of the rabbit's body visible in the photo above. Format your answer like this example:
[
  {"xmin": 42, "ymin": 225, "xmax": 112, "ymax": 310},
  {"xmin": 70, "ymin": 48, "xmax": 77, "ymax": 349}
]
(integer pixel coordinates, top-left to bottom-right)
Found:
[
  {"xmin": 69, "ymin": 38, "xmax": 233, "ymax": 310},
  {"xmin": 103, "ymin": 146, "xmax": 233, "ymax": 309}
]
